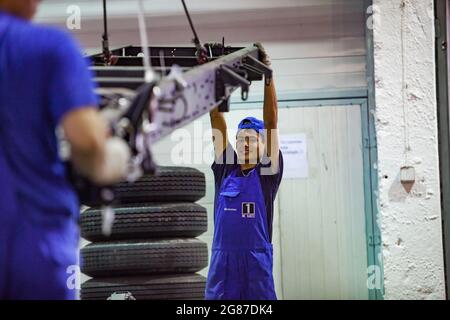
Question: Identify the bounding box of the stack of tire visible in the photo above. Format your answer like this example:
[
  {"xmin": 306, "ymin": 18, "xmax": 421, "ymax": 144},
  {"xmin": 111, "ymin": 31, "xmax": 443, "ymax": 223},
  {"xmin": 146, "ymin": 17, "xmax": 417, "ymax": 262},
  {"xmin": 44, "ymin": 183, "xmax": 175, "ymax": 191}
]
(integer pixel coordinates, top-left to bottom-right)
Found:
[{"xmin": 79, "ymin": 166, "xmax": 209, "ymax": 300}]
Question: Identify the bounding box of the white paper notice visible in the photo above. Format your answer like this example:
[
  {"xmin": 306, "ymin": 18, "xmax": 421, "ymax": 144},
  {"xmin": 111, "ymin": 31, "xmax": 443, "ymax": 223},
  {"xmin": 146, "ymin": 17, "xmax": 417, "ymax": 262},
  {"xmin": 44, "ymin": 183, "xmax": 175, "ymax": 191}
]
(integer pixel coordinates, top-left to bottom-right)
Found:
[{"xmin": 279, "ymin": 134, "xmax": 308, "ymax": 179}]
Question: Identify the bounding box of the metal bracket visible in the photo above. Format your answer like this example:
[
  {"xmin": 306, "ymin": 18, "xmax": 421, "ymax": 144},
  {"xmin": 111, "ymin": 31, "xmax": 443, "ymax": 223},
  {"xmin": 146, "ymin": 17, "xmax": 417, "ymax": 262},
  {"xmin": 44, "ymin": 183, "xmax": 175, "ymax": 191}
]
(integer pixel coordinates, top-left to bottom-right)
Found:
[
  {"xmin": 123, "ymin": 83, "xmax": 155, "ymax": 135},
  {"xmin": 216, "ymin": 65, "xmax": 251, "ymax": 112},
  {"xmin": 121, "ymin": 82, "xmax": 158, "ymax": 174},
  {"xmin": 242, "ymin": 54, "xmax": 273, "ymax": 83},
  {"xmin": 72, "ymin": 45, "xmax": 264, "ymax": 206}
]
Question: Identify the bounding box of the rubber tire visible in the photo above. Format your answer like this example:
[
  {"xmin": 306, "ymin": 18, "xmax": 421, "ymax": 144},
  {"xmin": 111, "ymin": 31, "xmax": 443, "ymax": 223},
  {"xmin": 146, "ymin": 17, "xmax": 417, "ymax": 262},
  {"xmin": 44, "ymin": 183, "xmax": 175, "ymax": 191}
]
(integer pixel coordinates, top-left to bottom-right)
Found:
[
  {"xmin": 114, "ymin": 166, "xmax": 206, "ymax": 204},
  {"xmin": 80, "ymin": 203, "xmax": 208, "ymax": 242},
  {"xmin": 81, "ymin": 274, "xmax": 206, "ymax": 300},
  {"xmin": 81, "ymin": 239, "xmax": 208, "ymax": 277},
  {"xmin": 80, "ymin": 274, "xmax": 206, "ymax": 300}
]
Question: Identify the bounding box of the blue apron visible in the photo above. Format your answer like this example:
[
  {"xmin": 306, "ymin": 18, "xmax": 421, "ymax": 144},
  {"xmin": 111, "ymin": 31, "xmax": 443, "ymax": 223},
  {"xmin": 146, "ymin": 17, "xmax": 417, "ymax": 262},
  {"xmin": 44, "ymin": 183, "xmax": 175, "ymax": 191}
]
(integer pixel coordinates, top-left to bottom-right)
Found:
[{"xmin": 205, "ymin": 166, "xmax": 277, "ymax": 300}]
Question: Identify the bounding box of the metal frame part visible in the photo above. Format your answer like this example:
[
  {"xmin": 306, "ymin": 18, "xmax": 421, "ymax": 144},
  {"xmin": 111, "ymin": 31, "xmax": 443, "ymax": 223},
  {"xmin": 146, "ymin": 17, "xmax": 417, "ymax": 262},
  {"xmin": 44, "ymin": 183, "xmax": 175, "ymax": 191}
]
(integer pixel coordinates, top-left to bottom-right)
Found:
[
  {"xmin": 435, "ymin": 0, "xmax": 450, "ymax": 299},
  {"xmin": 90, "ymin": 45, "xmax": 266, "ymax": 146},
  {"xmin": 73, "ymin": 44, "xmax": 267, "ymax": 206}
]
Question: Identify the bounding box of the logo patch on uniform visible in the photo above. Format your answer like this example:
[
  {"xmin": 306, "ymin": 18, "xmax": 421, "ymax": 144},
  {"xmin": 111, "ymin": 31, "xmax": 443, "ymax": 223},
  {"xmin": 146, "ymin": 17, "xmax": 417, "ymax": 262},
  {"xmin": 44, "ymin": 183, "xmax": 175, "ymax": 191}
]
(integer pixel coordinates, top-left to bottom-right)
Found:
[{"xmin": 242, "ymin": 202, "xmax": 255, "ymax": 218}]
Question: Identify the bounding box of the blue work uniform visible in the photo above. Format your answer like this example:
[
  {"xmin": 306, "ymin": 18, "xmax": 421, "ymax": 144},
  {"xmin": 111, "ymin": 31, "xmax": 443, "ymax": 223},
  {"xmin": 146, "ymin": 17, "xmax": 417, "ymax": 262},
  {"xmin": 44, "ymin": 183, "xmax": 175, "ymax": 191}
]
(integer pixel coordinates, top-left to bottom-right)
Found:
[
  {"xmin": 0, "ymin": 11, "xmax": 97, "ymax": 299},
  {"xmin": 205, "ymin": 144, "xmax": 283, "ymax": 300}
]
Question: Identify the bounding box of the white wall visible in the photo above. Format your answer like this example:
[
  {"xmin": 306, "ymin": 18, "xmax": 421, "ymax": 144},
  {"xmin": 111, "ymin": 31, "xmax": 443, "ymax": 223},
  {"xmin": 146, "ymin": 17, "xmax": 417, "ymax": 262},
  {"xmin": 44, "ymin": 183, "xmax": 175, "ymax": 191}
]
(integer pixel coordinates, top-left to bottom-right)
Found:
[{"xmin": 373, "ymin": 0, "xmax": 446, "ymax": 299}]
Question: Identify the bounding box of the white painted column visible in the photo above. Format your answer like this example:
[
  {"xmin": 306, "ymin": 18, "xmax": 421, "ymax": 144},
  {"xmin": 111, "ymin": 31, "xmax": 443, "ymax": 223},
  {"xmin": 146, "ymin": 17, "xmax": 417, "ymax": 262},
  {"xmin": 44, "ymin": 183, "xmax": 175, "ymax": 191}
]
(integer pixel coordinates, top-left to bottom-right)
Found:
[{"xmin": 372, "ymin": 0, "xmax": 446, "ymax": 299}]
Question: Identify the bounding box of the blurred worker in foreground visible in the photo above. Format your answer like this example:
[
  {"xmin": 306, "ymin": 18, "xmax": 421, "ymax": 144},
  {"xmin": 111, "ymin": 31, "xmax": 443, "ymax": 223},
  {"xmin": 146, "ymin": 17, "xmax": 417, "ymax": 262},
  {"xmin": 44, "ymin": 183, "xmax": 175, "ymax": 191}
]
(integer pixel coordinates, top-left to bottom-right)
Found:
[
  {"xmin": 206, "ymin": 43, "xmax": 283, "ymax": 300},
  {"xmin": 0, "ymin": 0, "xmax": 130, "ymax": 299}
]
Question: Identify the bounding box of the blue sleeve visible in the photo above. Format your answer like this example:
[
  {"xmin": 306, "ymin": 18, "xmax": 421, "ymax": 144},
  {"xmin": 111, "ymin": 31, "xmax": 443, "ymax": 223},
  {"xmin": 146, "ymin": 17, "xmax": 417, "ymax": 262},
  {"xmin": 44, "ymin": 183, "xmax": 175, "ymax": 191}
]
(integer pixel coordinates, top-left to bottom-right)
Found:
[
  {"xmin": 259, "ymin": 151, "xmax": 284, "ymax": 193},
  {"xmin": 48, "ymin": 31, "xmax": 98, "ymax": 125}
]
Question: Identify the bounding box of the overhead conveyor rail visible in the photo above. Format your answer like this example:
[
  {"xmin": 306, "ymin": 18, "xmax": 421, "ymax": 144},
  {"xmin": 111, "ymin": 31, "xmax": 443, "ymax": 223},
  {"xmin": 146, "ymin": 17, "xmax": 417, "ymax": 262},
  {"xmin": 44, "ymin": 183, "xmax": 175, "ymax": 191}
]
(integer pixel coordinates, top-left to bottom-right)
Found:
[{"xmin": 88, "ymin": 43, "xmax": 271, "ymax": 152}]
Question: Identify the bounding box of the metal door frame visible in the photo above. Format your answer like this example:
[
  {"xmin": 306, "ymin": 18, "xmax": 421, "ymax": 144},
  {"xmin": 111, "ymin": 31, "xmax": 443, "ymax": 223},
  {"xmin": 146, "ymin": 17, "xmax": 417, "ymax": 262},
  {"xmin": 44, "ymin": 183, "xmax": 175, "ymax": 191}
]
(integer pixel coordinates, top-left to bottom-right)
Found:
[{"xmin": 435, "ymin": 0, "xmax": 450, "ymax": 299}]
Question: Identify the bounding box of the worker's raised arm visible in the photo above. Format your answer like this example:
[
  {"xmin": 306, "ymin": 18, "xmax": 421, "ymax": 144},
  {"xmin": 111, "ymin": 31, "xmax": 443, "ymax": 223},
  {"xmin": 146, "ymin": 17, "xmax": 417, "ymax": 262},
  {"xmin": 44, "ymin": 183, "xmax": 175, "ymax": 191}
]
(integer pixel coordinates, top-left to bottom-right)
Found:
[
  {"xmin": 257, "ymin": 43, "xmax": 280, "ymax": 173},
  {"xmin": 263, "ymin": 79, "xmax": 280, "ymax": 173},
  {"xmin": 210, "ymin": 107, "xmax": 228, "ymax": 159}
]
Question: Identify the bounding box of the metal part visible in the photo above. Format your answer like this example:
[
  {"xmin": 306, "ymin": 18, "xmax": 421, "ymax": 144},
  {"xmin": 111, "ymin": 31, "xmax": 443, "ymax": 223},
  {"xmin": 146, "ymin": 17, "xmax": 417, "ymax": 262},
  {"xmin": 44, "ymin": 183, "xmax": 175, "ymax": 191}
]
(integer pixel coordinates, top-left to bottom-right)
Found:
[
  {"xmin": 216, "ymin": 65, "xmax": 250, "ymax": 112},
  {"xmin": 73, "ymin": 45, "xmax": 263, "ymax": 206},
  {"xmin": 101, "ymin": 0, "xmax": 111, "ymax": 65},
  {"xmin": 435, "ymin": 0, "xmax": 450, "ymax": 299},
  {"xmin": 147, "ymin": 45, "xmax": 259, "ymax": 143},
  {"xmin": 89, "ymin": 46, "xmax": 241, "ymax": 67},
  {"xmin": 137, "ymin": 0, "xmax": 156, "ymax": 83},
  {"xmin": 181, "ymin": 0, "xmax": 208, "ymax": 64},
  {"xmin": 107, "ymin": 292, "xmax": 136, "ymax": 300},
  {"xmin": 242, "ymin": 54, "xmax": 273, "ymax": 82},
  {"xmin": 69, "ymin": 1, "xmax": 266, "ymax": 207},
  {"xmin": 90, "ymin": 44, "xmax": 261, "ymax": 148}
]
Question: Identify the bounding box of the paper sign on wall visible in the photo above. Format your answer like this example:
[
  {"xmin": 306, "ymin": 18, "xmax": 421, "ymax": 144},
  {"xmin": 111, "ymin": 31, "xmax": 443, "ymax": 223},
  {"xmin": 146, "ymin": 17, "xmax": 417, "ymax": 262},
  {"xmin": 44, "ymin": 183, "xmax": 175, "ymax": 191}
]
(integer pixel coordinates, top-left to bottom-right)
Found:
[{"xmin": 280, "ymin": 134, "xmax": 308, "ymax": 179}]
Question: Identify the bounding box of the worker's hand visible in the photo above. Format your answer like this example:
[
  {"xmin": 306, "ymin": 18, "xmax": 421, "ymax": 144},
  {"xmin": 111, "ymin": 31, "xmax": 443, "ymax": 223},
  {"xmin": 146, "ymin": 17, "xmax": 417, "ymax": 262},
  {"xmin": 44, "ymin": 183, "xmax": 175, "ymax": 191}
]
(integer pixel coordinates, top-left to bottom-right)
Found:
[
  {"xmin": 91, "ymin": 137, "xmax": 131, "ymax": 185},
  {"xmin": 255, "ymin": 42, "xmax": 271, "ymax": 66}
]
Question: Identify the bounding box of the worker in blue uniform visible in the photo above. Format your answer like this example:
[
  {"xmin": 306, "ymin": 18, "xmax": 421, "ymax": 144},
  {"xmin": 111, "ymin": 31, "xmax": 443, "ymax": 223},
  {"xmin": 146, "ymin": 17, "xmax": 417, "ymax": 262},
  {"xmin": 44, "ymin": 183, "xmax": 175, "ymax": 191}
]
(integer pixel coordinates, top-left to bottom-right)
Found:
[
  {"xmin": 205, "ymin": 44, "xmax": 283, "ymax": 300},
  {"xmin": 0, "ymin": 0, "xmax": 130, "ymax": 300}
]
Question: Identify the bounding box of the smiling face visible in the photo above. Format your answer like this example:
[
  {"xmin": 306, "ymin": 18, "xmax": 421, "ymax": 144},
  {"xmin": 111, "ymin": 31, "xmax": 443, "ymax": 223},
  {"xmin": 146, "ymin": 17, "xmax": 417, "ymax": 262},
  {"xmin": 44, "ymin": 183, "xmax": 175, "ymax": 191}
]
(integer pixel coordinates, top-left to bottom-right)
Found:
[
  {"xmin": 0, "ymin": 0, "xmax": 41, "ymax": 20},
  {"xmin": 236, "ymin": 129, "xmax": 265, "ymax": 165}
]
